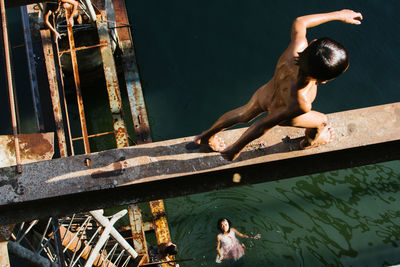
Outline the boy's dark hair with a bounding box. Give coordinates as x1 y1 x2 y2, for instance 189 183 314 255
296 37 349 82
217 218 232 233
165 243 178 255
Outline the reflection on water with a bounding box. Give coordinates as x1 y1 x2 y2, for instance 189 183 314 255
166 161 400 266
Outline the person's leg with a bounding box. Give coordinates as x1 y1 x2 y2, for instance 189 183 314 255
220 111 284 160
62 0 79 26
194 93 264 152
280 110 334 149
44 10 62 40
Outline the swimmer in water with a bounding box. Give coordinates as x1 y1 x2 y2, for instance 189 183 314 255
216 218 260 264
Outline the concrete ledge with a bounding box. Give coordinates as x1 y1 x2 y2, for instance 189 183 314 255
0 103 399 224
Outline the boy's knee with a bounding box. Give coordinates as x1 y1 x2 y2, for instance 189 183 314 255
321 114 328 124
318 114 328 128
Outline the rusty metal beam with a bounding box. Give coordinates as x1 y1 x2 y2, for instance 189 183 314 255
41 29 69 158
111 2 170 260
110 0 154 260
66 10 91 154
21 6 44 132
0 103 399 225
149 200 174 267
128 205 148 260
1 0 22 173
112 0 152 144
96 14 129 148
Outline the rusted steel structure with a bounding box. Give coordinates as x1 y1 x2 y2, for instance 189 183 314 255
1 0 175 265
112 0 152 144
96 13 129 148
109 1 174 264
41 29 70 158
21 6 45 132
1 0 22 174
0 103 399 225
66 10 91 154
2 0 400 266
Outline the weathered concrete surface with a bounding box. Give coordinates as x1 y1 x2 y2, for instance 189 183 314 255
0 103 399 224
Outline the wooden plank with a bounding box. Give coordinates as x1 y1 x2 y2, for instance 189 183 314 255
0 103 399 224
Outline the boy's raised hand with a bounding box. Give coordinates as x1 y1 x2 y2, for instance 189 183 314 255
339 9 363 25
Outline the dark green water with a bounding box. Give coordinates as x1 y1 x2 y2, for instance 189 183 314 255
1 1 400 266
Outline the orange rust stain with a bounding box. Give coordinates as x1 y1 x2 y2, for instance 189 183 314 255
5 133 53 159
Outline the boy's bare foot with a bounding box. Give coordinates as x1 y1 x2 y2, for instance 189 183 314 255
192 135 226 152
220 146 240 161
300 125 335 149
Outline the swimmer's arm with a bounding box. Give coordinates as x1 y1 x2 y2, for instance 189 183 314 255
232 228 246 238
291 9 363 43
232 228 261 239
216 236 222 258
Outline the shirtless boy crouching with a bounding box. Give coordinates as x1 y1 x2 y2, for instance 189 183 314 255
194 9 363 161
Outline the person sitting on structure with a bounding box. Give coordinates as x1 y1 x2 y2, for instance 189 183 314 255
193 9 363 161
44 0 79 40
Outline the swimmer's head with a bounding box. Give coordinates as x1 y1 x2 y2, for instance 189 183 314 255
296 37 349 83
217 218 232 233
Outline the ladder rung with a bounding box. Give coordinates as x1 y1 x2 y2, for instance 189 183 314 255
71 131 114 141
59 43 106 56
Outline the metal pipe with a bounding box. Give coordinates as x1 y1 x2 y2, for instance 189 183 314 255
82 0 96 23
1 0 22 173
8 241 51 267
71 130 114 141
58 43 105 56
66 8 91 154
52 35 75 156
85 210 127 267
89 210 138 259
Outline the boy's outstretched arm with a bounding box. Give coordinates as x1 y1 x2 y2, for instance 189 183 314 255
291 9 363 47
